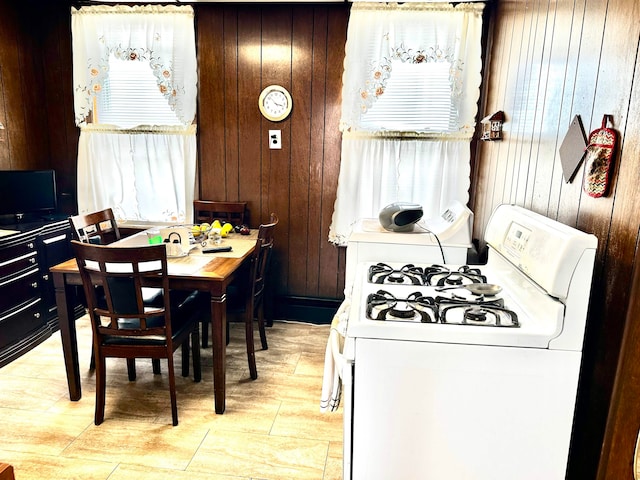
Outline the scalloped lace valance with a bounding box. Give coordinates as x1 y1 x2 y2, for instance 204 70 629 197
71 5 197 127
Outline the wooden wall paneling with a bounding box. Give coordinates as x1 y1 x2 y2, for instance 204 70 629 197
556 0 606 227
259 5 293 295
574 1 640 478
318 7 348 298
40 6 78 215
221 6 241 203
546 0 587 221
237 6 262 227
15 5 48 170
524 0 557 213
289 7 315 297
513 0 544 208
509 0 537 207
0 3 27 169
483 1 527 229
305 7 330 296
0 66 8 164
598 58 640 478
196 7 227 203
472 2 509 238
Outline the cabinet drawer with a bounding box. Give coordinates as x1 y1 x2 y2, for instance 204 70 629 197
0 298 43 351
0 268 40 313
0 234 37 264
0 251 38 278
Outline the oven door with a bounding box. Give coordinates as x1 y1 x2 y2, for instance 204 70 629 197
350 338 581 480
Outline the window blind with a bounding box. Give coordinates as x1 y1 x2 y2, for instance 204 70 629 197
359 61 457 133
95 57 181 128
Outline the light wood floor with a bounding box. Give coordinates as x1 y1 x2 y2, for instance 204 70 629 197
0 315 343 480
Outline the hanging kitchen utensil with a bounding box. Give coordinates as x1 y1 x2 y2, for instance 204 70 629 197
582 114 617 198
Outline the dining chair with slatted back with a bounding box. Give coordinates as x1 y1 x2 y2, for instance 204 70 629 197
193 200 248 227
71 240 202 426
70 208 167 374
69 208 121 245
231 213 278 379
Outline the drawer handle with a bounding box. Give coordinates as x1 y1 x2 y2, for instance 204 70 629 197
31 282 39 289
33 312 41 319
27 242 35 249
42 274 49 281
29 257 37 264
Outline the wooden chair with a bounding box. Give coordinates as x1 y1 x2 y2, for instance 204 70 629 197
240 213 278 378
69 208 121 245
71 240 202 426
194 200 248 227
209 213 278 379
69 208 165 374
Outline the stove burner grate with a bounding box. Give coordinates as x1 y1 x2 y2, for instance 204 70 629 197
365 289 519 328
366 290 438 323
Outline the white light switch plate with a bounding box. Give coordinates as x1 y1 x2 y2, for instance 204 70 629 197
269 130 281 149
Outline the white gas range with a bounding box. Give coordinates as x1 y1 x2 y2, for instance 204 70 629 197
342 204 598 480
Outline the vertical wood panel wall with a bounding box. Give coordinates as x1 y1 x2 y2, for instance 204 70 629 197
196 5 349 304
473 0 640 478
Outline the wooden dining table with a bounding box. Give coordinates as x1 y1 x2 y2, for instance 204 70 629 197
50 228 258 414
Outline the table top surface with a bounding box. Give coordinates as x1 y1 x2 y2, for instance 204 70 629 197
50 228 258 281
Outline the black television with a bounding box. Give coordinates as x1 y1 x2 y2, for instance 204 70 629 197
0 169 58 217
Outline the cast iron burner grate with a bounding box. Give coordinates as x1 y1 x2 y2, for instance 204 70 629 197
425 265 487 286
368 263 430 285
366 290 438 323
365 290 519 327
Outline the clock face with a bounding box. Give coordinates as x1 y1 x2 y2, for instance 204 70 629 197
259 85 292 121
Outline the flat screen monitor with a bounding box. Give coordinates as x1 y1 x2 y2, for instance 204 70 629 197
0 169 58 216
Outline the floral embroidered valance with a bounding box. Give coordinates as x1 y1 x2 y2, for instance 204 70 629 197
71 5 197 127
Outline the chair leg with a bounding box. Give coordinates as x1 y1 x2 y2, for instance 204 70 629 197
256 299 268 351
152 359 161 374
94 355 107 425
166 354 178 426
181 340 190 377
201 317 209 348
127 359 136 381
192 327 201 383
245 311 258 380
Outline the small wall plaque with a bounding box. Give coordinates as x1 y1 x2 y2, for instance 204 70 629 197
559 115 587 183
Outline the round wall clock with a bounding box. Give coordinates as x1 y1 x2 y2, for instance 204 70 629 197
258 85 293 121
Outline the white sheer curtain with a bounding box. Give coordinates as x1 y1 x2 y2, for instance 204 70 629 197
71 5 197 223
329 2 484 245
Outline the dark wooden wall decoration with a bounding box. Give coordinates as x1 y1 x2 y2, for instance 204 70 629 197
472 0 640 478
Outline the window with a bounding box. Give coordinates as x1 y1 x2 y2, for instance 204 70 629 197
329 2 485 246
71 4 197 223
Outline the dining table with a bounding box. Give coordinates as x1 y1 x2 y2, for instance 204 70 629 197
50 227 258 414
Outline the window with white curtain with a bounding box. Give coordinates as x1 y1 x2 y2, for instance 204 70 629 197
329 2 485 246
71 5 197 223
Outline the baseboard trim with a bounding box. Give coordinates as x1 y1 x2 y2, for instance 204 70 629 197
273 295 344 324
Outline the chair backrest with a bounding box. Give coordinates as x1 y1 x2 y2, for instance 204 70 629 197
71 240 173 341
252 213 279 300
69 208 121 245
194 200 248 227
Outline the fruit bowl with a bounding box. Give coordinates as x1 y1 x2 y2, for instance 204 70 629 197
190 223 212 242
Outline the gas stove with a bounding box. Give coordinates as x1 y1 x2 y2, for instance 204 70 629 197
341 204 599 480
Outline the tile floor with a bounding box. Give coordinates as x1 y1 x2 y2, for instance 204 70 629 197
0 316 343 479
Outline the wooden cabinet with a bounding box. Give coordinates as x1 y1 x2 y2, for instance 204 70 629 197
0 220 83 367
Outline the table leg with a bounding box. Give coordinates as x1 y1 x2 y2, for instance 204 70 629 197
211 291 227 414
53 272 82 401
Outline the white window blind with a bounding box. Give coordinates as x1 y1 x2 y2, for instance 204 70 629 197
95 56 181 128
360 61 457 133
